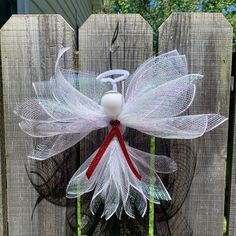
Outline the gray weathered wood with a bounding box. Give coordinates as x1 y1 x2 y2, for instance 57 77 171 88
0 14 75 236
0 41 6 236
159 13 232 236
79 14 153 235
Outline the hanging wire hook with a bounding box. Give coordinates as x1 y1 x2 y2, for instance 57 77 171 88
96 21 129 92
109 22 120 70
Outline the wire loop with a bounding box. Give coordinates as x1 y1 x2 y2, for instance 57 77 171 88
96 69 129 91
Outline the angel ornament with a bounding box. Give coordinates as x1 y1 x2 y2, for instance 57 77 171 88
15 47 227 220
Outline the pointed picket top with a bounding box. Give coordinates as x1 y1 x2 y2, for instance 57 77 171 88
0 14 74 32
80 14 153 33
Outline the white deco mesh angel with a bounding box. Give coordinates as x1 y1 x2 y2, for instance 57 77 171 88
15 47 227 220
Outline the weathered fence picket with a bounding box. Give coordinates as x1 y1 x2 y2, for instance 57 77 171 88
159 13 233 236
0 38 5 236
0 15 75 236
78 14 153 235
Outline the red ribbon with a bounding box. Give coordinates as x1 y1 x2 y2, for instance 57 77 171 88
86 120 141 180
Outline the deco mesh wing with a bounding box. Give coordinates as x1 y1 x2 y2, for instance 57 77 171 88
119 50 227 139
61 69 112 104
14 47 108 160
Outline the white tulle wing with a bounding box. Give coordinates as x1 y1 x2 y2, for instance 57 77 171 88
15 47 108 159
28 132 89 160
32 48 106 121
66 140 176 219
14 98 55 123
62 70 112 104
19 119 102 138
121 114 227 139
121 50 227 137
120 74 202 120
125 50 188 102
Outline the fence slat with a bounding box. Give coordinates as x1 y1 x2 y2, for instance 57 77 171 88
159 13 232 235
78 14 153 235
0 45 6 236
0 14 75 236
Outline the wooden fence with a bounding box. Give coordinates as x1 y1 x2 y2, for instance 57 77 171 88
0 13 234 236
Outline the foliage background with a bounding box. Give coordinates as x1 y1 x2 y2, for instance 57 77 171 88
96 0 236 51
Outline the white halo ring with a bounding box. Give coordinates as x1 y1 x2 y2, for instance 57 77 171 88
96 69 129 91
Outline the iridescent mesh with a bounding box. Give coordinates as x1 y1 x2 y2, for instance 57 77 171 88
15 47 227 219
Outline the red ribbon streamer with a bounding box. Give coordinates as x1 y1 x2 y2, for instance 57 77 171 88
86 120 141 180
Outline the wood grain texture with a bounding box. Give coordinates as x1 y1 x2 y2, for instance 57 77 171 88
0 37 6 236
159 13 232 236
79 14 153 235
0 14 75 236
